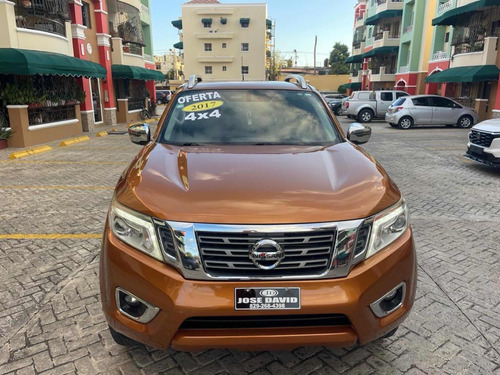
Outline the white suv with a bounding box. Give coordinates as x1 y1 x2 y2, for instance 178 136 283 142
465 118 500 167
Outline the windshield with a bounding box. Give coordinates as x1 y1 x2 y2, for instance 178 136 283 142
392 97 406 106
160 90 339 145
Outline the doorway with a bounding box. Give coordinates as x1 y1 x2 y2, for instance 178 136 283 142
90 78 103 124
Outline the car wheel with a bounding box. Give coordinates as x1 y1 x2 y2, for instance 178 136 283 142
398 116 413 130
109 326 139 347
358 109 373 123
335 108 342 116
457 115 473 128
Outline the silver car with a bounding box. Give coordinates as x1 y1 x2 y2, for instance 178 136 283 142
385 95 478 129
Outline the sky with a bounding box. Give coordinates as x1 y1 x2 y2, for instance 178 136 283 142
151 0 356 67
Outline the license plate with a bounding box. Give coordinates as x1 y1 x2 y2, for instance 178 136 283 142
469 144 484 154
235 287 301 310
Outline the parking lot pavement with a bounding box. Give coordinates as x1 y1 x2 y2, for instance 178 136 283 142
0 117 499 374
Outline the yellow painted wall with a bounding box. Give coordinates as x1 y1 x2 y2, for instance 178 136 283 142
181 3 267 81
278 75 350 91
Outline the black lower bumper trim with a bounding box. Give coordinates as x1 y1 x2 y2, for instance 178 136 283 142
464 151 500 168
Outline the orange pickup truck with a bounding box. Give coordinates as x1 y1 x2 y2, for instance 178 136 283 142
100 75 417 351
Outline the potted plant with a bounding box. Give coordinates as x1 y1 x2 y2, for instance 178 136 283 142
0 128 12 150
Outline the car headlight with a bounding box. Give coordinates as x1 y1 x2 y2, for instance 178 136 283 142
366 198 409 259
109 198 164 262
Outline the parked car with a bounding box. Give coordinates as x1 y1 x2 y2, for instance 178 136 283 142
323 94 348 115
156 90 172 104
343 90 409 123
101 75 416 351
465 118 500 167
385 95 478 129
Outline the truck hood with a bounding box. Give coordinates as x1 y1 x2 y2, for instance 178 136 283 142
116 142 401 224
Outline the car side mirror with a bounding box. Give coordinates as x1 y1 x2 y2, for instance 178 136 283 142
128 123 151 145
347 123 371 145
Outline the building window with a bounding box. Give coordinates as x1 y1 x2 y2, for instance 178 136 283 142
82 1 91 28
81 1 91 28
205 43 212 51
445 32 450 43
202 18 212 28
156 64 161 70
241 66 249 75
205 66 213 74
240 18 250 28
222 66 227 71
241 43 249 51
222 43 227 48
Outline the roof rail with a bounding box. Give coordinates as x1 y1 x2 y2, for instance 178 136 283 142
187 74 202 89
284 74 308 89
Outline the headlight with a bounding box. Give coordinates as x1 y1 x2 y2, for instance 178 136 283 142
109 198 164 262
366 199 409 259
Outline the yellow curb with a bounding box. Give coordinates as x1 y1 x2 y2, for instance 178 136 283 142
127 117 160 128
8 145 53 159
0 233 101 240
59 136 90 147
111 128 117 132
96 131 108 137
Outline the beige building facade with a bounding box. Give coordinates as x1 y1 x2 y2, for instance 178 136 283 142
173 0 268 81
154 50 184 80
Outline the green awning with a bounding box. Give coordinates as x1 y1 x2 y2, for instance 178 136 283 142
266 19 272 29
221 17 227 24
240 18 250 25
201 18 213 24
171 20 182 29
173 42 183 50
345 54 364 63
363 46 399 58
112 65 166 82
365 9 403 25
0 48 106 78
425 65 500 83
340 82 362 90
432 0 500 26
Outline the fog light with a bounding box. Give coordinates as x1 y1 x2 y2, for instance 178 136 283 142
370 282 406 318
115 287 160 323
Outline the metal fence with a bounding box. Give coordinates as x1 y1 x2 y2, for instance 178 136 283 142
28 105 76 126
128 99 144 111
14 5 67 37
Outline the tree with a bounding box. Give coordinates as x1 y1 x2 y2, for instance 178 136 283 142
328 42 350 75
323 58 329 68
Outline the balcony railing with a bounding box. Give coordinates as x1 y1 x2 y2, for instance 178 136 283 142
454 40 485 54
123 42 143 56
14 5 67 37
377 0 387 5
356 15 364 21
371 67 381 74
432 50 449 60
351 70 359 77
399 65 409 73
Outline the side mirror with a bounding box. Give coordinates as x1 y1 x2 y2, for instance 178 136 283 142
347 123 371 145
128 123 151 145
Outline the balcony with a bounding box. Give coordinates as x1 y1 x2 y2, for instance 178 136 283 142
370 66 396 82
353 42 365 56
376 0 404 12
13 1 70 38
399 65 409 73
373 30 400 49
354 14 365 29
437 0 456 14
451 36 498 68
350 71 362 83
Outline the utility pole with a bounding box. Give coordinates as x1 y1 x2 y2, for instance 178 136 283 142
313 35 317 75
293 49 297 67
272 20 276 80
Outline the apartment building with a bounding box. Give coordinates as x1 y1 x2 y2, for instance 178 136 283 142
155 50 184 80
425 0 500 120
0 0 163 148
172 0 269 81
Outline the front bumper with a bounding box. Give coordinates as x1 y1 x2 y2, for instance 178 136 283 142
100 226 417 351
465 143 500 167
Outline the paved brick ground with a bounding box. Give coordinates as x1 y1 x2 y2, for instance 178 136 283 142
0 117 499 374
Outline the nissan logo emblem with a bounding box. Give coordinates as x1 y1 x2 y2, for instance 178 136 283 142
249 239 285 270
260 289 279 297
